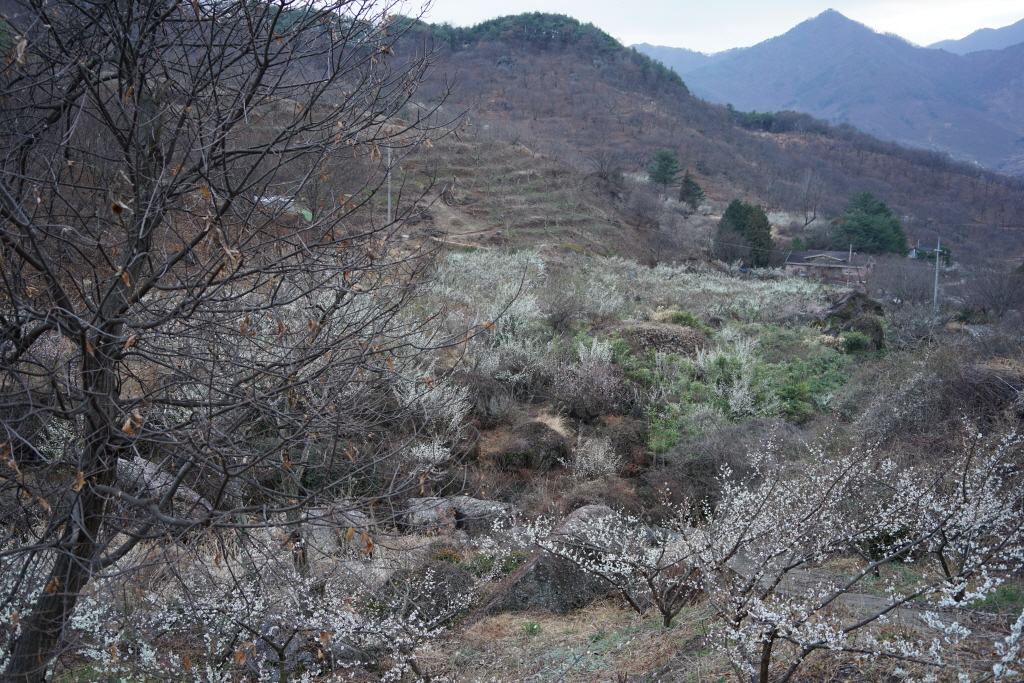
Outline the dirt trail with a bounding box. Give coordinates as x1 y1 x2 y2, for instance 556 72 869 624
728 553 990 633
427 198 497 238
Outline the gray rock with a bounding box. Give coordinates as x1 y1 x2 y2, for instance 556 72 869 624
824 291 884 322
401 497 456 532
842 314 885 350
485 505 615 615
448 496 517 532
372 560 475 625
251 626 318 678
486 552 611 615
302 503 373 558
550 503 615 539
330 641 374 666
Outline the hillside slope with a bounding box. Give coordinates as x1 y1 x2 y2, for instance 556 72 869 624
399 13 1024 262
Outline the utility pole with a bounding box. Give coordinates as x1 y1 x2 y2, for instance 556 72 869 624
933 236 941 314
386 144 392 225
847 244 852 287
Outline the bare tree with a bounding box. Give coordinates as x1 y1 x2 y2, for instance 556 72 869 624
870 255 935 305
962 269 1024 320
584 148 624 183
0 1 468 680
798 168 826 228
622 186 663 229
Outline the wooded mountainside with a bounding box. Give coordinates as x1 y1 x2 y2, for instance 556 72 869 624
397 12 1024 263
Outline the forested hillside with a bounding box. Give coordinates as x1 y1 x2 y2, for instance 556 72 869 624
397 12 1024 263
930 17 1024 54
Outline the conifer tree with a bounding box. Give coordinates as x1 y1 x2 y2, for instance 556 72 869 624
678 170 706 210
716 199 775 268
831 192 908 255
648 149 681 190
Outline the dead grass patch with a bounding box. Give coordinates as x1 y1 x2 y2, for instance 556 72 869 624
421 599 712 682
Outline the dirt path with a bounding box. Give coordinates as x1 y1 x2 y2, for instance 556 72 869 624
728 553 991 633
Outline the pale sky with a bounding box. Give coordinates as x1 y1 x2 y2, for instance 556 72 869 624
409 0 1024 53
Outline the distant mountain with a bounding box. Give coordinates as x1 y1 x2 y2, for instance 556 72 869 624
929 17 1024 54
629 43 734 74
635 9 1024 175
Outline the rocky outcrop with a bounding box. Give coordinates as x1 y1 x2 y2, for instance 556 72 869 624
302 503 374 558
842 313 886 350
116 455 211 513
448 496 517 532
610 322 710 357
824 291 884 322
400 495 518 533
477 505 616 616
401 497 457 532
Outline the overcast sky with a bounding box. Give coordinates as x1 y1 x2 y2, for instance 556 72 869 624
412 0 1024 53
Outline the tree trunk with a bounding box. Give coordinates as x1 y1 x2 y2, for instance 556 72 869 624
758 629 777 683
2 338 123 681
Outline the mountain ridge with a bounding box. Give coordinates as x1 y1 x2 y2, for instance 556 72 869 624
634 10 1024 175
929 17 1024 54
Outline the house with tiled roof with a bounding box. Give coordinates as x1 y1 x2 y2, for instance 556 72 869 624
784 250 874 291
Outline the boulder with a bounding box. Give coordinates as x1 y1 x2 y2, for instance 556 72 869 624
251 628 318 678
484 505 615 615
551 503 616 539
401 497 456 532
448 496 518 532
451 371 513 429
842 314 885 351
116 455 211 513
611 322 709 357
302 503 373 558
372 560 475 625
494 420 568 471
824 291 884 323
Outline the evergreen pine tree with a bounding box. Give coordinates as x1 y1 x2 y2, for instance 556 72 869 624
647 149 681 189
678 170 706 210
829 192 908 255
716 199 775 268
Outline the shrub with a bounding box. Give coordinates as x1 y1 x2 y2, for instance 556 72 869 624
553 338 624 421
668 310 712 335
563 436 621 481
646 419 798 506
541 259 627 332
495 420 569 471
451 371 514 428
841 330 872 353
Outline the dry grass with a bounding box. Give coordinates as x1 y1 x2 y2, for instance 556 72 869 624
419 599 715 682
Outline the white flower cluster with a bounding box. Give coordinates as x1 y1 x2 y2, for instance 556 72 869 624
44 533 474 683
536 431 1024 683
563 436 620 481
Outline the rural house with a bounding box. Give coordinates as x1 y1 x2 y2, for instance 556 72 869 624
785 250 874 291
